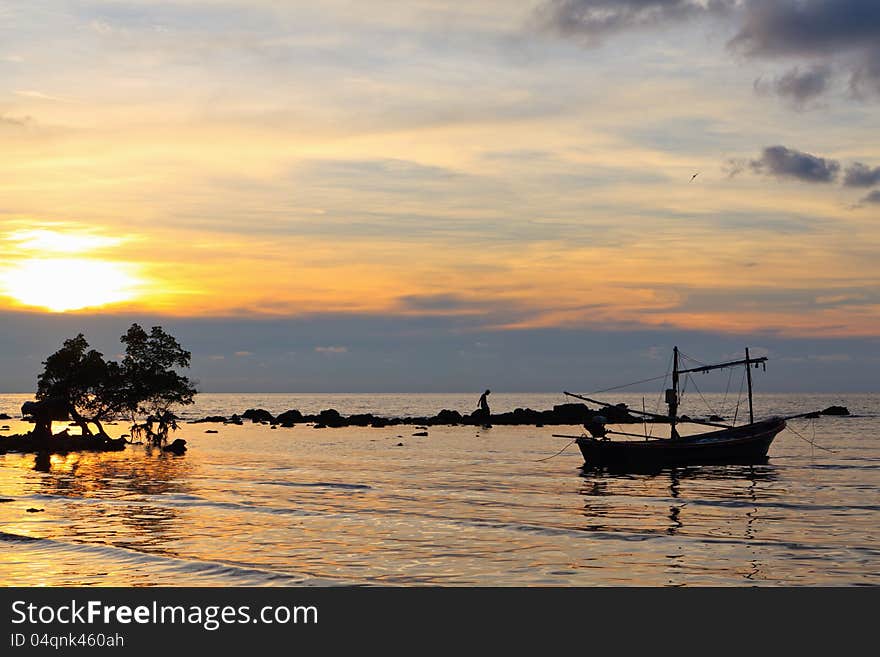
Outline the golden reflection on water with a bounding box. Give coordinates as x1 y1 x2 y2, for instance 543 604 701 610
1 404 879 586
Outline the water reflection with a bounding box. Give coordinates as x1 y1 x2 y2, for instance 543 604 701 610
4 448 196 560
577 464 778 540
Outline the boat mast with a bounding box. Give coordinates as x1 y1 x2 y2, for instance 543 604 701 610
745 347 754 424
668 346 680 439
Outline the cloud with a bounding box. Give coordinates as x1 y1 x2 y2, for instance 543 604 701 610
754 65 832 108
729 1 880 58
726 1 880 98
315 346 348 354
843 162 880 187
535 0 733 44
861 189 880 204
749 145 839 183
539 0 880 101
0 113 31 127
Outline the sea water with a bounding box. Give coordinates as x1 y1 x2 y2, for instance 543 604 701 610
0 392 878 586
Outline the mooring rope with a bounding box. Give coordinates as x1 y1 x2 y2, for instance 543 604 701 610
786 422 836 453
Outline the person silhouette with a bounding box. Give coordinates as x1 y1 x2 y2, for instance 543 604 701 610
477 389 491 420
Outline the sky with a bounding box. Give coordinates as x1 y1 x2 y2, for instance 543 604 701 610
1 1 878 392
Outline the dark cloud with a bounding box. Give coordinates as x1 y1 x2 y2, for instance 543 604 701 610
861 189 880 204
536 0 733 43
538 0 880 101
730 1 880 58
850 49 880 96
1 310 877 393
754 65 832 108
749 145 839 183
397 294 482 312
843 162 880 187
730 1 880 99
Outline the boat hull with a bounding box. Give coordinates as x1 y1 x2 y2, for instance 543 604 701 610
576 417 786 468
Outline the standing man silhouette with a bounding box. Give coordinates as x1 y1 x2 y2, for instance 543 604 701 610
477 389 491 421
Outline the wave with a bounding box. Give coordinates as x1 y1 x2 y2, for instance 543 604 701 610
258 480 372 490
0 530 343 586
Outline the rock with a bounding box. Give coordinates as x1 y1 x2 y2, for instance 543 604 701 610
227 415 243 425
0 413 10 420
395 442 404 447
26 508 44 513
708 415 724 422
205 429 219 434
243 408 275 423
162 439 187 455
412 431 428 437
0 498 13 503
271 425 277 430
192 415 227 424
821 405 850 416
313 423 327 429
275 409 304 425
551 403 592 423
1 426 9 431
347 413 376 427
434 409 462 424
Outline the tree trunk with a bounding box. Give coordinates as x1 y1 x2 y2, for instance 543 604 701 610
68 408 93 437
91 418 108 438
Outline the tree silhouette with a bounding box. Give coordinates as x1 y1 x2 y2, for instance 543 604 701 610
34 324 196 444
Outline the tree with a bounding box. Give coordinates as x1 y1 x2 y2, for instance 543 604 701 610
36 334 115 437
120 324 196 445
33 324 197 444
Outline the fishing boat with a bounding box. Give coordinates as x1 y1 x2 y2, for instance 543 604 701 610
561 347 786 468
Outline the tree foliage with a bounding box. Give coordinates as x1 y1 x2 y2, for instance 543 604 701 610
35 324 197 443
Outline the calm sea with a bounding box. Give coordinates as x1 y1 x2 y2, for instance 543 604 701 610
1 392 878 586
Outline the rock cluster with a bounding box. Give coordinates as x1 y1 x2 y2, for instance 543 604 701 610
189 402 643 429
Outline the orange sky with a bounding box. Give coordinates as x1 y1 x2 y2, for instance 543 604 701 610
1 1 879 339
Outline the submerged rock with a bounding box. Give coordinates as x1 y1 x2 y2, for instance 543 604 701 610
412 431 428 437
821 405 850 416
191 415 227 424
162 438 187 455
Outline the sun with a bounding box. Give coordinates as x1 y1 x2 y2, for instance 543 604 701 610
1 257 142 312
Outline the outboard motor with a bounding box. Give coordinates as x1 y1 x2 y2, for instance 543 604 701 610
585 415 608 439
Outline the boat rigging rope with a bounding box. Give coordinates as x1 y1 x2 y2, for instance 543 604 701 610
720 366 735 417
583 373 670 396
688 374 718 418
786 421 836 453
535 438 579 461
732 367 747 426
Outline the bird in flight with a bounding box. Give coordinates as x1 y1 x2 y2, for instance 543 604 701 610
690 172 700 182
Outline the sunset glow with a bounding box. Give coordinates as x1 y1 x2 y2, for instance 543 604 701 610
1 258 141 312
1 1 879 390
